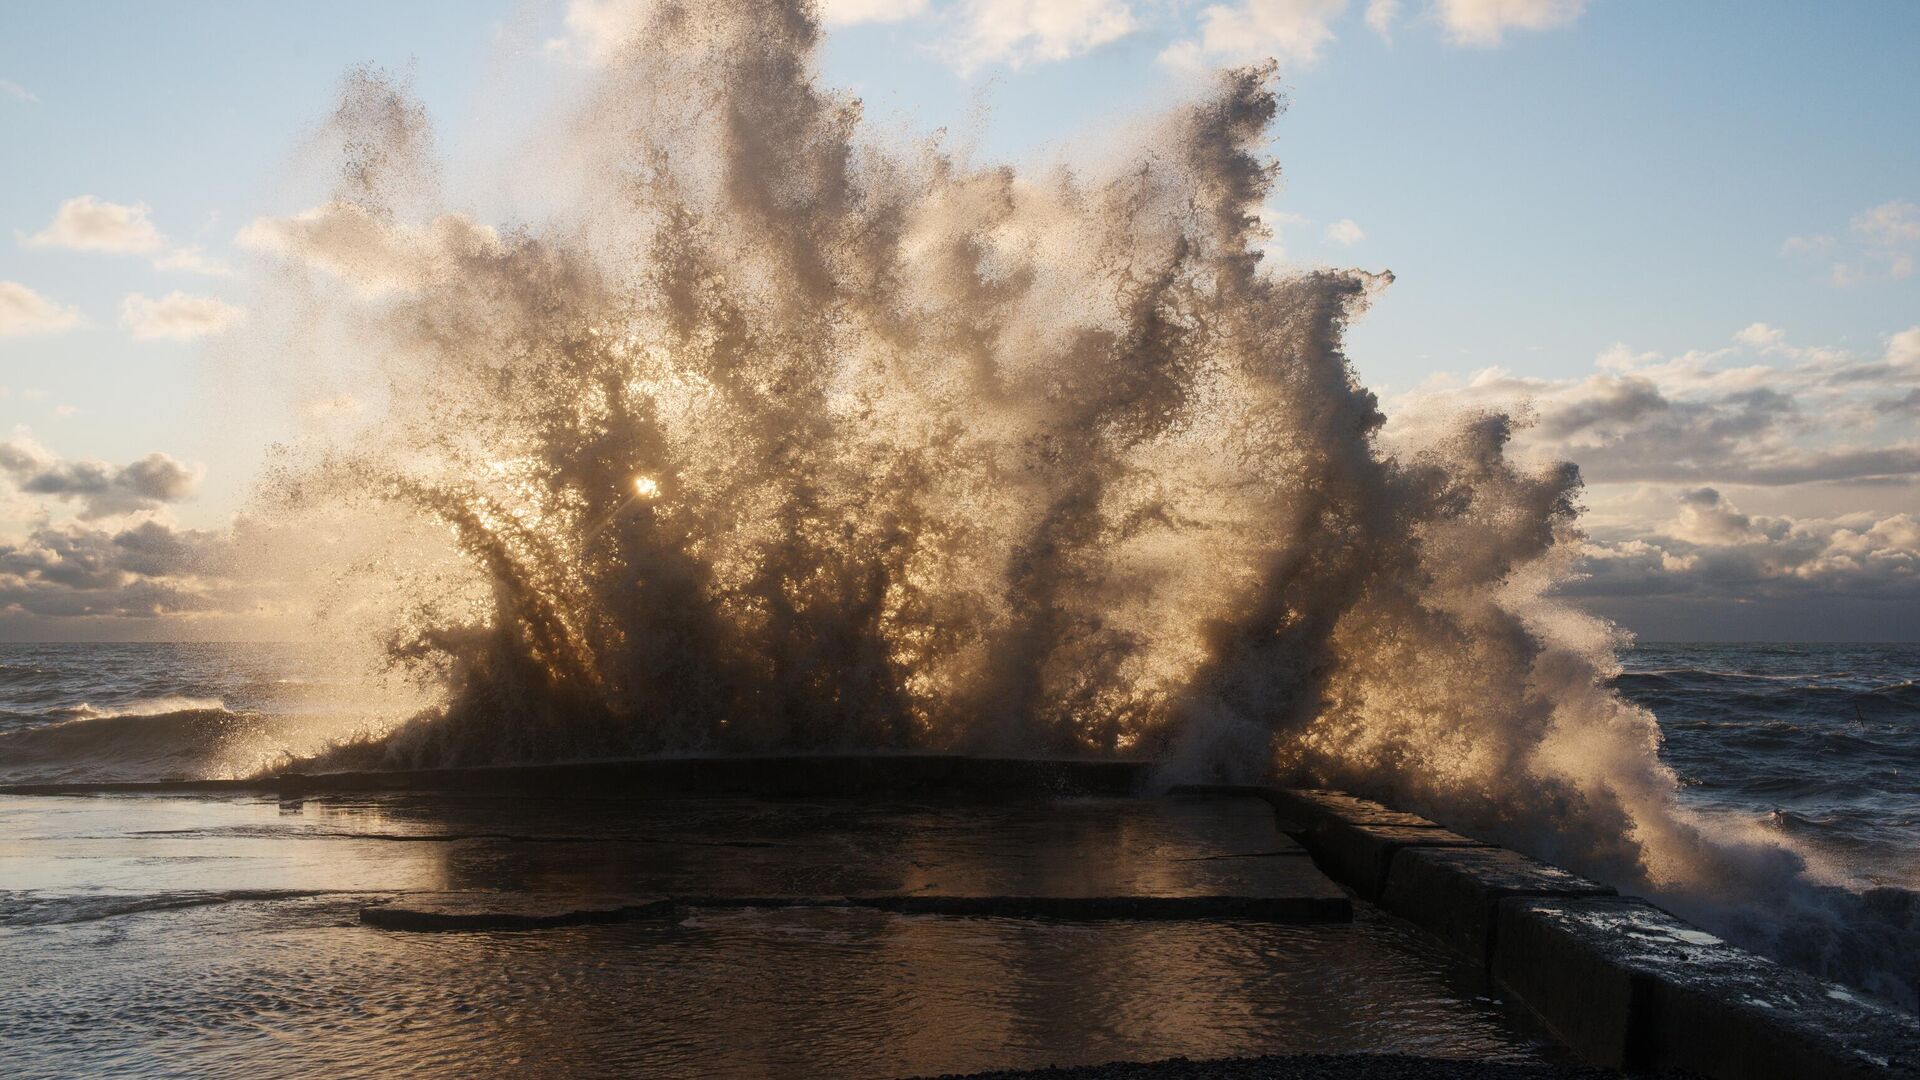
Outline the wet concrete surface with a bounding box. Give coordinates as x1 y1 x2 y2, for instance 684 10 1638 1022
3 791 1347 910
1 790 1572 1078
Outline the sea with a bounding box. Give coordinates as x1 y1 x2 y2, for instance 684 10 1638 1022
1 639 1915 887
1620 641 1920 887
2 639 1918 1076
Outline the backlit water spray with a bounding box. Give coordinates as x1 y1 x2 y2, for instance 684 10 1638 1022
234 0 1917 1008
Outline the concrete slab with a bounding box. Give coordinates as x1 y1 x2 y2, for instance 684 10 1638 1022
1493 896 1920 1078
1309 822 1490 902
276 754 1151 798
1259 789 1442 832
330 794 1350 925
1378 847 1614 968
362 893 673 931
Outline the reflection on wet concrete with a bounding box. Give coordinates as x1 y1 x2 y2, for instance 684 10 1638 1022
3 793 1343 907
0 792 1564 1077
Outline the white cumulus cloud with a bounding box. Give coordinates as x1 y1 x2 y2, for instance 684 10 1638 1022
952 0 1137 72
1364 0 1401 40
824 0 931 25
1161 0 1348 72
1325 218 1366 245
1 79 37 104
27 196 165 254
1784 199 1918 285
0 282 82 338
546 0 927 64
546 0 649 64
119 292 245 341
1853 200 1920 247
152 245 233 278
1435 0 1587 47
25 196 231 276
1733 322 1785 350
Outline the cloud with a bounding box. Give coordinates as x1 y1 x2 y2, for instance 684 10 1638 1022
1387 322 1920 489
0 79 36 104
0 282 83 338
1780 234 1834 257
24 195 232 276
152 245 234 277
1161 0 1347 72
1254 205 1309 262
1853 200 1920 247
0 518 235 620
236 201 500 295
1434 0 1588 47
0 434 202 520
1566 490 1920 623
1888 327 1920 368
1364 0 1401 40
119 292 246 341
545 0 649 64
1325 217 1366 245
27 196 165 254
953 0 1137 72
546 0 927 64
1732 322 1785 350
1786 200 1920 285
1668 486 1769 546
824 0 931 25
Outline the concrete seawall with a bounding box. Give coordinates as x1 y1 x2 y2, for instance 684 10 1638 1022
0 754 1153 799
12 755 1918 1076
1184 784 1920 1079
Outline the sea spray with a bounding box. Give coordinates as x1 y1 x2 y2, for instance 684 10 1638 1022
232 0 1916 1008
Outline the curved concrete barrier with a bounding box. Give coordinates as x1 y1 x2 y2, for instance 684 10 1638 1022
1212 785 1920 1079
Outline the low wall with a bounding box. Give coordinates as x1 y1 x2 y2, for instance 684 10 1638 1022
275 754 1151 797
1199 785 1920 1080
0 754 1154 799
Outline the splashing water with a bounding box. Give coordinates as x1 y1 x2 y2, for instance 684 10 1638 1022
234 0 1915 1008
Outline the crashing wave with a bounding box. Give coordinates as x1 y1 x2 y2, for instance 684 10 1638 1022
228 0 1917 1009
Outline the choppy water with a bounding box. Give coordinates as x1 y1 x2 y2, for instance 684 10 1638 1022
0 642 394 784
6 640 1916 893
1618 642 1920 886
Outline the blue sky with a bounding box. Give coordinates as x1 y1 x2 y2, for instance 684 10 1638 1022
1 0 1916 639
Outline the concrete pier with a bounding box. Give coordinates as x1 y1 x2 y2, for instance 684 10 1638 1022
1224 785 1920 1079
11 759 1919 1076
352 793 1353 930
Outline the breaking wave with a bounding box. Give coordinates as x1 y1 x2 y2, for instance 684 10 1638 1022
0 707 279 784
50 697 231 720
228 0 1915 1007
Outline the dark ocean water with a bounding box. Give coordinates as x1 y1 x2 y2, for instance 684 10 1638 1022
0 643 382 785
1618 642 1920 886
1 640 1917 886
